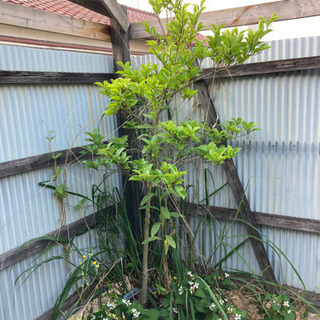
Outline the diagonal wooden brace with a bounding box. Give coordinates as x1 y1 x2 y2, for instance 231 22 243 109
195 79 277 292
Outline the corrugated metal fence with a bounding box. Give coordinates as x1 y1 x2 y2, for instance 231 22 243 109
132 36 320 293
0 45 121 319
1 35 320 319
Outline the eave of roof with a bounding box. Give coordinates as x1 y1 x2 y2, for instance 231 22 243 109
0 0 158 24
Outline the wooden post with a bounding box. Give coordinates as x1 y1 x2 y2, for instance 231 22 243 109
110 6 141 237
195 79 277 291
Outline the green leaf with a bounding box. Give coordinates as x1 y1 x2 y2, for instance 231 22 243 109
144 308 160 320
161 207 171 219
165 235 176 249
175 185 186 199
140 193 156 206
195 288 206 298
142 236 162 245
151 222 161 237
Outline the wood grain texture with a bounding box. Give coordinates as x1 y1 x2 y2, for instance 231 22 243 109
0 71 114 84
0 209 114 271
68 0 130 32
199 56 320 80
130 0 320 39
185 203 320 234
0 1 111 41
110 6 131 73
0 146 88 178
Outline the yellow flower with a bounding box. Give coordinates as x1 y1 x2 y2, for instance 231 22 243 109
93 261 97 265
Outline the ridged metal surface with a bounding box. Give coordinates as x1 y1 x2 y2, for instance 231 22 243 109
0 45 113 72
133 37 320 292
0 230 102 320
0 45 120 319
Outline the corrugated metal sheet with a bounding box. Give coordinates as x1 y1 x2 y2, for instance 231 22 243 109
0 45 121 319
0 230 102 320
0 84 118 162
132 37 320 292
0 45 113 72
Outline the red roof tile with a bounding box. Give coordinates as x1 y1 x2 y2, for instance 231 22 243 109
1 0 157 24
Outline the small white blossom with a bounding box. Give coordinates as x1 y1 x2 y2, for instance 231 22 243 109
219 299 225 305
224 273 230 277
228 307 233 312
106 301 117 310
283 301 290 307
132 308 140 318
173 307 178 313
187 271 194 279
122 299 132 307
179 286 184 295
235 314 241 320
288 310 292 314
189 282 199 294
209 303 216 311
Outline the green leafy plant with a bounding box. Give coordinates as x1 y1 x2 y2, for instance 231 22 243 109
89 0 278 308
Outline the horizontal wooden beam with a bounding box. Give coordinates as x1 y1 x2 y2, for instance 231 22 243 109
0 146 86 179
0 1 111 42
185 203 320 234
1 55 318 86
0 209 113 272
129 0 320 39
0 71 114 84
199 56 320 80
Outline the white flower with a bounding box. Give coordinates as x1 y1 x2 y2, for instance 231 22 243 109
122 299 132 307
106 301 117 310
209 303 216 311
224 273 230 277
179 286 184 295
283 301 290 307
132 308 140 318
173 307 178 313
288 310 292 314
219 299 225 305
187 271 194 279
228 307 233 312
189 282 199 294
235 314 241 320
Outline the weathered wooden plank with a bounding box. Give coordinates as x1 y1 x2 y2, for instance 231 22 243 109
110 7 141 236
0 71 114 84
68 0 130 32
0 209 113 271
110 6 131 73
199 56 320 80
195 78 277 290
0 146 87 179
0 1 111 41
130 0 320 39
35 291 81 320
185 203 320 234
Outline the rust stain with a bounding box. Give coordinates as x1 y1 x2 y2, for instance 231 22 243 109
230 5 253 26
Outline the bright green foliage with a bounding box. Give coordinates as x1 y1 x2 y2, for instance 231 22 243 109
263 294 296 320
89 0 277 309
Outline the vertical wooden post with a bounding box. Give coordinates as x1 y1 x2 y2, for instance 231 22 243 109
195 79 277 291
110 6 141 236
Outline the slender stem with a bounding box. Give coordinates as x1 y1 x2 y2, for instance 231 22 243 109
140 183 152 307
